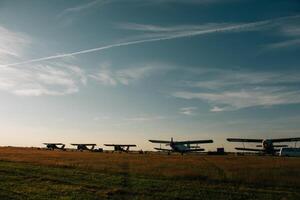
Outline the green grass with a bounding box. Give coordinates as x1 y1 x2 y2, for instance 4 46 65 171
0 160 299 200
0 147 299 199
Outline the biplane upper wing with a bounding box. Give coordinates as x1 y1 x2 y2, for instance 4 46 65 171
174 139 213 145
149 140 170 144
235 147 264 152
271 137 300 143
104 144 136 147
227 138 263 143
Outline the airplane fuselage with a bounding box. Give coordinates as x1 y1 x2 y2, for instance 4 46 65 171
77 144 95 151
45 144 65 150
170 143 186 152
170 143 203 153
114 146 129 152
262 139 275 154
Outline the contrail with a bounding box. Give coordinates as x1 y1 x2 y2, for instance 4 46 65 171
4 15 299 67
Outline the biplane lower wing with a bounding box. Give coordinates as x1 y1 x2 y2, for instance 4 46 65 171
154 147 172 152
43 143 64 145
104 144 136 147
235 147 263 152
236 147 281 152
227 138 263 143
273 145 289 148
184 148 205 152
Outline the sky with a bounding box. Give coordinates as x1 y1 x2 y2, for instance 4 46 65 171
0 0 300 151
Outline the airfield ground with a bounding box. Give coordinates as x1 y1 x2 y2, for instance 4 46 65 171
0 147 299 199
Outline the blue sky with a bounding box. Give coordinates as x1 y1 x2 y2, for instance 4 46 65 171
0 0 300 150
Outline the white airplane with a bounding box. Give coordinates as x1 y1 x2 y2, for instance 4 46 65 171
71 143 97 151
149 137 213 154
227 137 300 155
43 143 65 150
104 144 137 152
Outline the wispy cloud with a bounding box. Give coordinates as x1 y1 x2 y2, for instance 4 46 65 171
124 115 166 121
58 0 214 23
89 63 158 86
210 106 225 112
179 107 197 115
4 15 299 67
58 0 111 18
0 62 86 96
265 18 300 50
0 25 86 96
281 24 300 37
185 68 300 89
0 26 30 63
174 88 300 111
173 69 300 111
265 39 300 49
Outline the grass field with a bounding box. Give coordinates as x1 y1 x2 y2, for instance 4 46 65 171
0 147 299 199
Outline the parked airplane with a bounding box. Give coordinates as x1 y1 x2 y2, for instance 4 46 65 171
43 143 65 150
279 147 300 157
104 144 137 152
71 143 96 151
149 137 213 154
227 137 300 155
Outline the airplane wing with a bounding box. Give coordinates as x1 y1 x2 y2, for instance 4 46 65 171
174 140 213 145
104 144 136 147
154 147 172 152
43 143 63 145
149 140 170 144
235 147 263 152
185 148 205 152
227 138 263 143
273 145 288 148
271 137 300 143
70 144 96 146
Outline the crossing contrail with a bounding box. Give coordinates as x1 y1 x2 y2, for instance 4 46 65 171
3 15 299 67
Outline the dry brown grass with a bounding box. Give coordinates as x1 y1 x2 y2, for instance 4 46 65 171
0 147 299 188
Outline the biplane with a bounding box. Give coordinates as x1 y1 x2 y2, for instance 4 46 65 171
149 137 213 154
227 137 300 155
43 143 65 150
71 143 97 151
104 144 137 152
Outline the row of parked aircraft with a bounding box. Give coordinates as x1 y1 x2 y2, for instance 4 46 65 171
43 137 300 155
44 143 136 152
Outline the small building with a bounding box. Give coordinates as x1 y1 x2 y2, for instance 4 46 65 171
207 147 226 155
